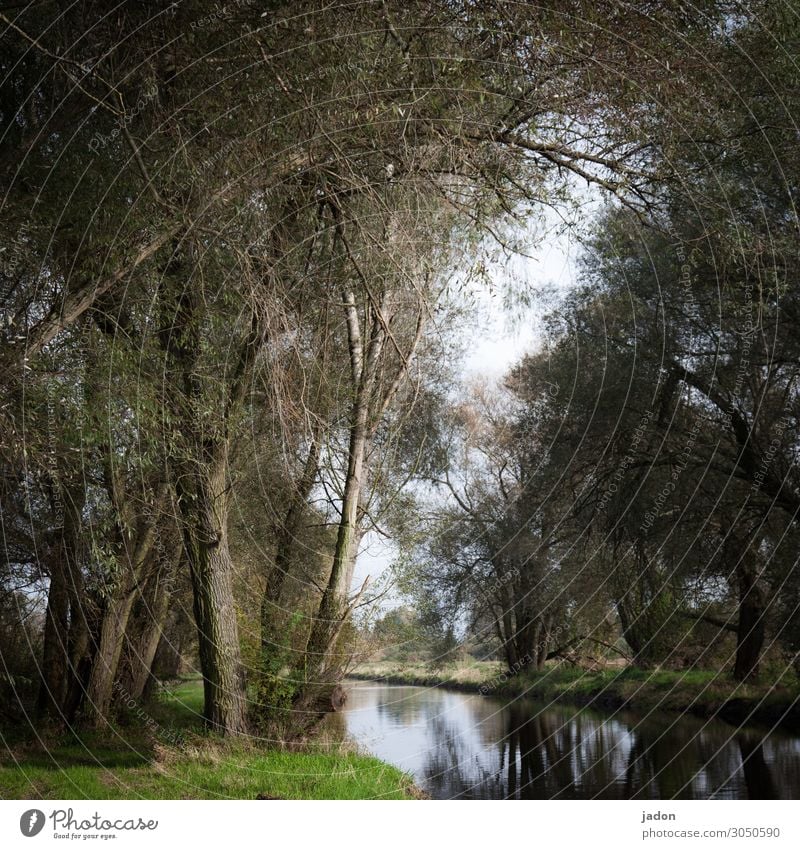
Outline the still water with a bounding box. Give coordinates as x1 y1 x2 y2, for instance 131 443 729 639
339 680 800 799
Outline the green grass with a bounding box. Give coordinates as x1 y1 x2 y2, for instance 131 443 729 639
490 663 797 709
153 676 206 729
0 747 417 800
0 679 417 800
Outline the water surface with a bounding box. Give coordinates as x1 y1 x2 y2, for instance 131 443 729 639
339 680 800 799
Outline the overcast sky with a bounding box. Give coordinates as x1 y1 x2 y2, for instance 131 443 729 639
353 216 585 604
462 224 580 377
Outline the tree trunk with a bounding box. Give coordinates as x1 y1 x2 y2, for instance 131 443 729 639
536 616 553 670
120 546 178 702
304 393 369 680
295 283 421 710
84 591 137 724
159 266 257 735
35 485 85 720
124 590 170 702
15 226 181 365
62 607 92 724
178 453 248 735
511 615 533 672
734 550 766 683
36 555 69 718
189 536 248 734
83 485 165 726
501 594 521 671
59 486 91 723
260 435 319 656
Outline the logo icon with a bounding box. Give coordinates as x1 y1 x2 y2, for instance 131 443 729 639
19 810 45 837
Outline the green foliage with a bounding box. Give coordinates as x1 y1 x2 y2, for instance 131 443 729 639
254 612 305 725
3 0 799 743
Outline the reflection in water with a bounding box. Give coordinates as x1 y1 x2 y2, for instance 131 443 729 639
339 681 800 800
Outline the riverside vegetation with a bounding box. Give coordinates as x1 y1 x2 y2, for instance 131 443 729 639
0 678 416 799
2 0 800 800
350 662 800 732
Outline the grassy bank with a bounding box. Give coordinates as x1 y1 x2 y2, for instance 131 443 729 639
0 679 416 800
351 661 800 731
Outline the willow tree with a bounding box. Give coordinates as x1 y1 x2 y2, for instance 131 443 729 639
298 199 450 703
250 0 699 719
2 0 742 734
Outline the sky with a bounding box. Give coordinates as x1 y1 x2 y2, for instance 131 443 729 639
462 222 580 377
352 215 584 605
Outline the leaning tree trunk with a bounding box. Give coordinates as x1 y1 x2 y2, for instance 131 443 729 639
303 392 369 684
260 435 319 657
295 286 421 724
122 586 170 702
84 498 163 725
84 591 138 724
178 452 248 735
615 598 648 665
119 542 180 702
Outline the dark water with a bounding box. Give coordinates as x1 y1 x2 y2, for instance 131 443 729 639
338 680 800 799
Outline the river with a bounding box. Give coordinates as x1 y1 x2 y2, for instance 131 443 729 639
338 680 800 799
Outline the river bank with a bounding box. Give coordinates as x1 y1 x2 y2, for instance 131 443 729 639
349 661 800 732
0 678 416 800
